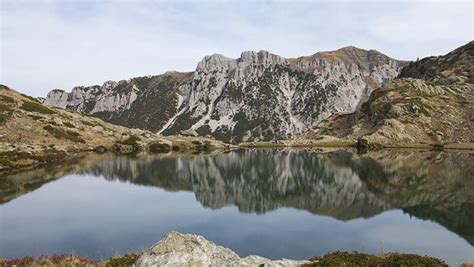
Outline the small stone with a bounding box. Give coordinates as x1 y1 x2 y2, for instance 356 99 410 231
180 129 199 137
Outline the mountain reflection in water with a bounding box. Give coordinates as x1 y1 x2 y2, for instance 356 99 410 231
0 149 473 263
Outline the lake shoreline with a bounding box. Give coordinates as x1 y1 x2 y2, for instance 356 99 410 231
1 150 472 266
0 229 454 267
0 136 235 174
0 252 454 267
2 139 473 174
239 139 474 151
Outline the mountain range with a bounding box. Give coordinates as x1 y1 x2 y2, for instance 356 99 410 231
43 46 407 143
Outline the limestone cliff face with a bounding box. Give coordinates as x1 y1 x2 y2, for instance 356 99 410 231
43 46 406 142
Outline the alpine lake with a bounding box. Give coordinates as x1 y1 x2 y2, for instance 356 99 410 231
0 148 473 265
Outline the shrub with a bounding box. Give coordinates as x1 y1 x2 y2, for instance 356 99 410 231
0 102 13 125
0 113 9 125
20 93 40 103
0 95 14 103
303 251 446 267
149 142 171 153
119 135 141 150
104 253 140 267
43 125 85 143
20 101 54 114
28 114 43 120
81 120 97 127
63 122 76 128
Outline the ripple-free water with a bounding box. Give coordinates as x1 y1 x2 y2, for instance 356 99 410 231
1 149 473 265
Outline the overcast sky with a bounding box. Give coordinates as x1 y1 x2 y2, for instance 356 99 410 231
1 0 472 97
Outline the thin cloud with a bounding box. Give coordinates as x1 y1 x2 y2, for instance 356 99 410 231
1 0 472 96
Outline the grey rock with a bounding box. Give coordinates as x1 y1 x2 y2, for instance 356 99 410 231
133 231 310 267
180 129 199 137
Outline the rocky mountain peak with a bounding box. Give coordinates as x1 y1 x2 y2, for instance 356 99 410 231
196 53 237 73
239 50 288 66
102 80 118 90
43 46 407 142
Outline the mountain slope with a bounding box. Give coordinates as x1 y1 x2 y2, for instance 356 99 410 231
0 85 230 171
314 41 473 147
43 46 406 143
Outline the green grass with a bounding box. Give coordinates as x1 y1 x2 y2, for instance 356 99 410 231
43 125 85 143
20 101 55 114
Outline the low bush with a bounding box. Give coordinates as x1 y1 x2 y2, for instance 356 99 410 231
0 95 14 103
104 253 140 267
63 122 76 128
43 125 85 143
303 251 446 267
149 142 171 153
20 101 54 114
118 135 141 150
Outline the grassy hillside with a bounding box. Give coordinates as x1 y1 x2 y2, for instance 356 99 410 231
312 41 473 149
0 85 231 172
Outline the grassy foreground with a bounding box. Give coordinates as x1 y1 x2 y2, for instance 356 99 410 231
0 253 140 267
0 251 461 267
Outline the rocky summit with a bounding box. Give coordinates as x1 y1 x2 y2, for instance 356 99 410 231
43 47 406 143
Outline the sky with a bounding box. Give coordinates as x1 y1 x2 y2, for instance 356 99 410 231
1 0 473 97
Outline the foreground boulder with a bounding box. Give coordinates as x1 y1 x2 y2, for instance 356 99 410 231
133 231 310 266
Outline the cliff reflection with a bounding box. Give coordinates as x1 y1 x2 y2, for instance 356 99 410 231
1 149 472 244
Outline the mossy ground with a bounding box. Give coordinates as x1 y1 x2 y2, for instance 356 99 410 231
43 125 85 143
303 251 447 267
118 135 141 150
0 253 140 267
20 100 55 114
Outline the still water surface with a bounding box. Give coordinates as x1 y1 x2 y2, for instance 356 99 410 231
0 149 473 265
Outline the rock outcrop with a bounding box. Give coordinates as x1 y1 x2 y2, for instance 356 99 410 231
314 41 474 147
133 231 310 266
43 47 406 143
